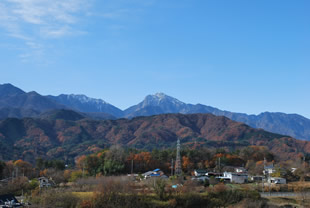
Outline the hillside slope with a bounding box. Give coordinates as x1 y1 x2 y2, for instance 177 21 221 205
124 93 310 141
0 113 309 163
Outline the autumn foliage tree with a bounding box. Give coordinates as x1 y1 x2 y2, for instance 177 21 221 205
13 159 34 178
182 156 194 173
127 152 155 173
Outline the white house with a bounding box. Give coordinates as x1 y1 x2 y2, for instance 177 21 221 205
38 177 52 188
268 177 286 184
194 169 208 177
235 167 247 173
0 194 22 207
219 172 248 184
291 168 297 173
264 165 275 175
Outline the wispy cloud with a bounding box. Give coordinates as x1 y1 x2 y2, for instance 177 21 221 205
0 0 158 62
0 0 90 37
0 0 91 61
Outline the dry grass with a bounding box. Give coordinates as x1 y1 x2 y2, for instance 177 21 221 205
267 196 302 208
72 191 94 200
288 181 310 189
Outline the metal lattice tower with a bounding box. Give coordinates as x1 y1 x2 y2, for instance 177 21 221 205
175 138 182 176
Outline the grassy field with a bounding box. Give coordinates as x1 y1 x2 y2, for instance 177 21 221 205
27 177 310 207
266 196 304 208
72 192 94 199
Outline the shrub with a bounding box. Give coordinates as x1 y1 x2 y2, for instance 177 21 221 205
31 190 80 208
70 170 84 182
0 176 29 195
207 187 261 207
79 200 92 208
153 178 167 200
173 193 209 208
29 178 39 190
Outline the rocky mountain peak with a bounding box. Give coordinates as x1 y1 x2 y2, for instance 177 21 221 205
142 93 185 107
0 83 25 98
66 94 108 105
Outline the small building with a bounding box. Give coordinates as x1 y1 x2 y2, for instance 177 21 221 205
235 167 247 173
268 177 286 184
143 169 166 179
206 172 222 177
0 194 23 207
222 166 247 173
249 176 264 182
38 177 52 188
219 172 248 184
264 164 275 175
0 178 11 187
194 169 208 177
291 168 297 173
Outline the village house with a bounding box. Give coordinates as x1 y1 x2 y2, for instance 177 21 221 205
38 177 52 188
142 169 168 179
291 168 297 173
0 178 10 188
268 177 286 184
205 172 222 177
249 175 264 182
0 194 23 207
264 164 275 175
235 167 247 173
222 166 247 174
193 169 208 177
218 172 248 184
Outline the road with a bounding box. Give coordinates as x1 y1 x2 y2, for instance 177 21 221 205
261 192 310 197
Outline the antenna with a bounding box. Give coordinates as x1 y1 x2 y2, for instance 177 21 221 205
175 138 182 176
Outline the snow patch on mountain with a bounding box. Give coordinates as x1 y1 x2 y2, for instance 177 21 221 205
67 94 108 105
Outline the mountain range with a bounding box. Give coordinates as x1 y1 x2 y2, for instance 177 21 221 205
0 113 309 162
0 83 310 141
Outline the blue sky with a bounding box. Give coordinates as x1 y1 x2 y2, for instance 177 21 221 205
0 0 309 118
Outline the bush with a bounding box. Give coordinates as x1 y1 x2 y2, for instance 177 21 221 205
29 178 39 190
69 170 84 182
207 186 261 207
153 178 167 200
92 193 148 208
30 190 80 208
0 176 29 195
76 176 148 208
79 200 92 208
173 193 210 208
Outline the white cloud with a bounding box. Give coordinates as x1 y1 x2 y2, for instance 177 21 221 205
0 0 158 61
1 0 90 37
0 0 91 61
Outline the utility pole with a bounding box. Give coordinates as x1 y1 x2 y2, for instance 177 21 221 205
171 159 174 176
131 159 134 174
175 138 182 176
262 176 264 193
82 162 85 178
262 157 266 193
